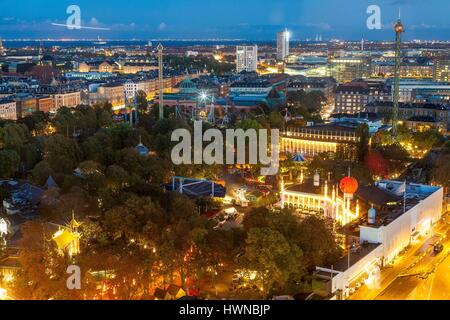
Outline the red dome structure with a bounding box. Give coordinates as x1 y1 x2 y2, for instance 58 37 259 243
339 176 359 195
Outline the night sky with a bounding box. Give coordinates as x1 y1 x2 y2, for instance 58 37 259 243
0 0 449 40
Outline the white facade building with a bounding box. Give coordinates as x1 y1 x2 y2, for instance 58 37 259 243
359 181 443 264
236 45 258 73
52 91 81 112
124 81 139 99
277 29 290 61
0 99 17 120
316 180 444 300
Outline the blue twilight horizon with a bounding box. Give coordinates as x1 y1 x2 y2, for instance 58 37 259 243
0 0 449 40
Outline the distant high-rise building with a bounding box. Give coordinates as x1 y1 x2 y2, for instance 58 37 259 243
277 29 290 61
236 45 258 73
0 37 4 56
434 57 450 82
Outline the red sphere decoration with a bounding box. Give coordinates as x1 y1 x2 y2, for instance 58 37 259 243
339 176 359 194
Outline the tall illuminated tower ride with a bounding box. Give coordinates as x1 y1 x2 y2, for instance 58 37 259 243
157 43 164 120
392 13 404 138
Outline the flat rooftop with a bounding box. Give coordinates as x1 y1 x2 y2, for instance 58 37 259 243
357 180 441 228
325 243 381 273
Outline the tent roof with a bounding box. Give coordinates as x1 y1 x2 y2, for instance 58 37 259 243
292 153 306 162
45 176 59 189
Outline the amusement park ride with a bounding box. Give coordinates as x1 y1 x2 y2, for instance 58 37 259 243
392 12 405 138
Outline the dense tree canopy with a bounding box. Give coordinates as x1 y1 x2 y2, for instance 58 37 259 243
4 101 341 300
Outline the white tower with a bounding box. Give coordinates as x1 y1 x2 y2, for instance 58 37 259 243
277 28 290 60
236 45 258 73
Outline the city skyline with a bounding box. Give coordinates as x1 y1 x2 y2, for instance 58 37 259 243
1 0 450 40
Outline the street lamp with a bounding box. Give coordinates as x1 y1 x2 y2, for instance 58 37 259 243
0 287 8 300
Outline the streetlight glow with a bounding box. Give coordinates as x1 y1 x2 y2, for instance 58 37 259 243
0 288 7 300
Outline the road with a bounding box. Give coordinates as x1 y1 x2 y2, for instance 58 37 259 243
321 102 335 120
350 212 450 300
375 215 450 300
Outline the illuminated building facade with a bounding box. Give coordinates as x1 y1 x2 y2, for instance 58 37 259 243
51 91 81 111
372 62 434 79
288 76 336 103
78 61 117 73
0 98 17 120
359 181 443 264
280 175 360 227
236 45 258 73
116 62 158 74
434 57 450 82
28 95 53 114
316 180 443 300
281 124 359 160
329 57 371 83
14 95 38 117
277 29 290 61
334 80 390 114
88 82 125 107
88 74 191 109
403 116 446 133
284 55 329 77
155 75 201 116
